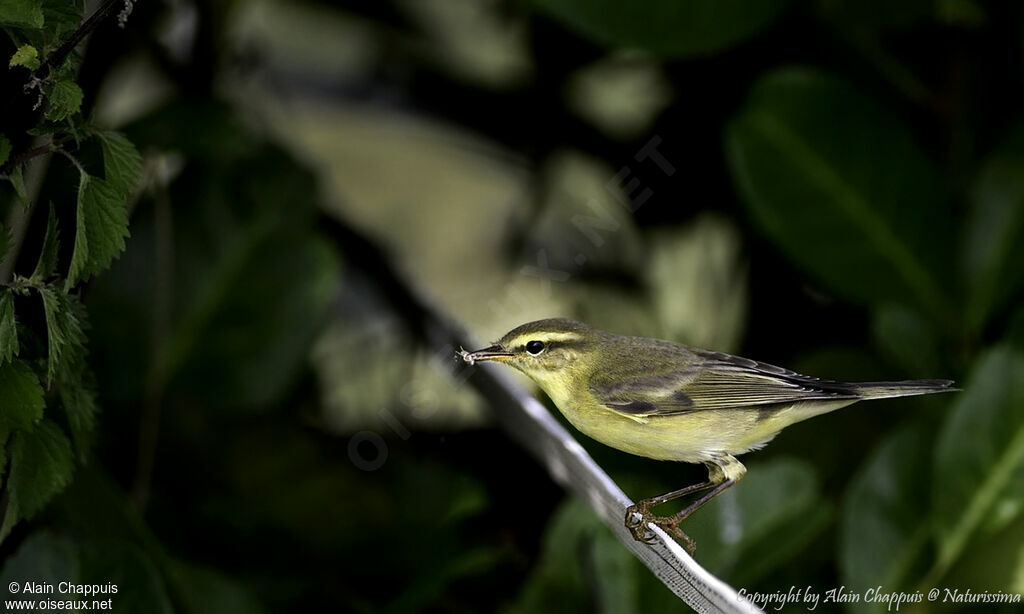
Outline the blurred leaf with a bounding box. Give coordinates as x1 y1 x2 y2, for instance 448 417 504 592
0 532 79 588
531 150 644 273
1 420 74 541
174 563 267 614
96 131 142 199
44 79 83 122
962 123 1024 333
726 69 951 316
66 173 130 289
0 134 10 165
840 423 934 611
565 56 673 140
940 513 1024 595
0 531 175 614
535 0 792 57
819 0 934 29
31 203 60 282
931 346 1024 580
512 499 641 614
167 231 339 409
0 0 44 28
0 359 44 466
0 291 17 364
683 457 830 586
647 214 747 353
871 303 941 377
9 44 40 70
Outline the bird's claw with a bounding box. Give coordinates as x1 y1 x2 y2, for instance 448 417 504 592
624 504 697 553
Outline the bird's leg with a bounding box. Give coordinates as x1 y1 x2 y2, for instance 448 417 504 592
624 455 747 553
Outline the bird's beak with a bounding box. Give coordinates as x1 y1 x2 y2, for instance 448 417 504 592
460 344 514 365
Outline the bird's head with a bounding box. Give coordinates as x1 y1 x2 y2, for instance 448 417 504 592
462 318 599 386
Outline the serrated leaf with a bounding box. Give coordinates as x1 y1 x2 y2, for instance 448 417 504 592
840 423 934 611
0 291 18 364
0 420 74 542
45 79 83 122
725 69 952 317
0 221 9 263
31 203 60 281
9 44 40 70
9 166 29 207
66 173 130 289
0 134 10 166
97 132 142 199
55 297 97 459
535 0 792 57
0 359 44 431
932 346 1024 579
38 285 84 384
0 0 44 28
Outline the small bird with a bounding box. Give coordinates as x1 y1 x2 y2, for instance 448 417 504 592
461 318 954 552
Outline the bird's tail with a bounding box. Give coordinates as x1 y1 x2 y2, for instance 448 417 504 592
847 379 957 400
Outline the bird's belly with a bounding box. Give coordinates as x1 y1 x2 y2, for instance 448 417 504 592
561 399 855 463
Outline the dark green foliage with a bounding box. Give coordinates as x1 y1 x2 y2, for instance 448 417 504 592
2 1 1022 612
0 0 140 547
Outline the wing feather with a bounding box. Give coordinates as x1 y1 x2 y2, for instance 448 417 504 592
590 346 859 417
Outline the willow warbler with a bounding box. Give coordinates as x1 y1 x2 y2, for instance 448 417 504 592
461 318 954 552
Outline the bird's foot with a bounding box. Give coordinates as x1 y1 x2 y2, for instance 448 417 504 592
624 503 696 554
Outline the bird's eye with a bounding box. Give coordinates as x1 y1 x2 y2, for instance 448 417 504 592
526 340 545 355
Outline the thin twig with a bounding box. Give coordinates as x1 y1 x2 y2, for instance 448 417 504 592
0 135 72 176
37 0 126 75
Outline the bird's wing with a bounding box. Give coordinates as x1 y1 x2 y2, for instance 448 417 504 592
590 348 859 417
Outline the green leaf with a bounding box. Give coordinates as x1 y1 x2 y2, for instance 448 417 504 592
0 359 44 432
54 297 97 459
44 79 83 122
840 423 934 611
535 0 792 57
0 0 44 28
96 131 142 199
962 122 1024 333
682 457 831 586
41 0 83 41
31 203 60 281
1 420 74 541
9 44 40 70
0 291 18 365
0 134 10 166
38 285 84 384
725 69 952 316
0 221 9 265
930 346 1024 581
66 173 130 289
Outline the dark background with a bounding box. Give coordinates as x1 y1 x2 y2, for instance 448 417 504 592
2 0 1023 612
